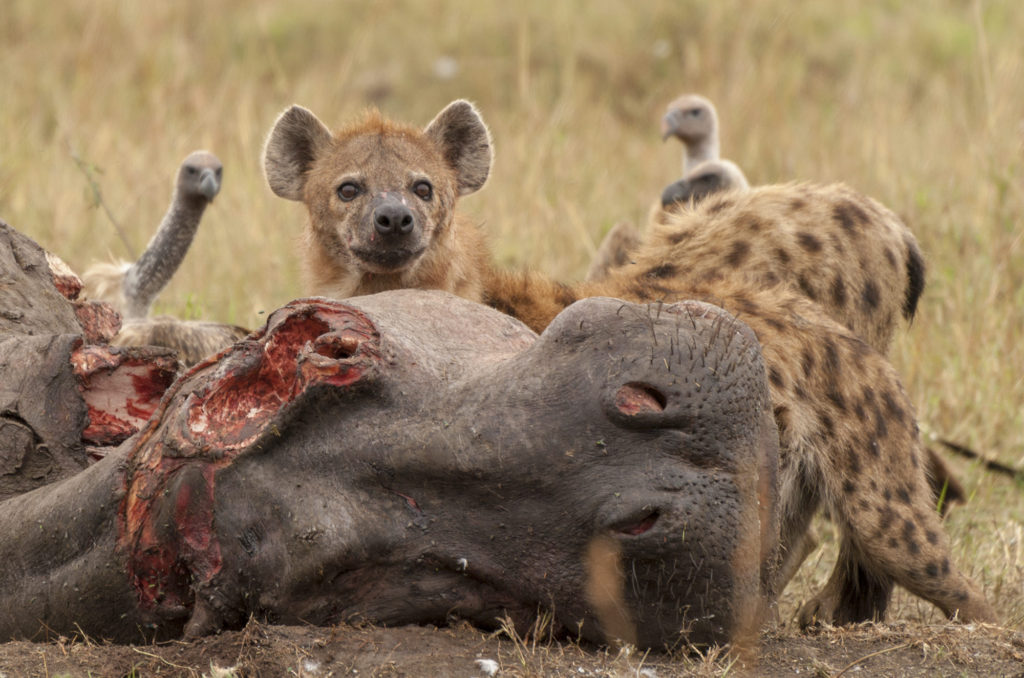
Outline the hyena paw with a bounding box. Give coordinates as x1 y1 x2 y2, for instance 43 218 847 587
796 592 839 629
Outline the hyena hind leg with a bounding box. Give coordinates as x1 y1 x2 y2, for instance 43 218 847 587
799 465 996 627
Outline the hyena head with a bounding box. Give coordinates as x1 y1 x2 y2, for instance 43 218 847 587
264 100 491 293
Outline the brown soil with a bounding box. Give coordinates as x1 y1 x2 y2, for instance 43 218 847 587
1 621 1022 677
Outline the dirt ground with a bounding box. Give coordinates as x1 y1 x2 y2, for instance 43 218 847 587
1 620 1022 678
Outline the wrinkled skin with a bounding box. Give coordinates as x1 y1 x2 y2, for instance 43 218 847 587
0 290 779 650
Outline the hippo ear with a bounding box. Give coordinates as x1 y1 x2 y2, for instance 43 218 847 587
424 100 493 196
264 105 333 201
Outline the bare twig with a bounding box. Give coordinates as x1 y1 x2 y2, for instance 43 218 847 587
67 143 136 258
938 439 1024 483
130 646 198 673
832 642 912 678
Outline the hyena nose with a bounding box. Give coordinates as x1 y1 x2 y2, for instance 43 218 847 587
373 203 415 236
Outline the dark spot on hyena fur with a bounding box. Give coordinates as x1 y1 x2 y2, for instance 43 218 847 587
726 240 751 267
705 198 735 215
942 559 951 575
554 283 577 307
827 388 847 411
790 197 806 211
924 561 939 578
867 439 881 458
882 389 906 425
846 445 862 474
774 247 791 265
861 280 881 311
735 211 764 232
831 275 847 308
897 487 912 505
801 348 816 378
769 366 786 389
874 403 889 439
833 199 871 234
668 228 694 244
903 237 926 321
732 295 759 316
824 339 841 376
820 412 835 437
883 488 892 501
858 387 875 422
926 530 939 545
798 274 818 301
796 232 823 253
773 405 790 430
764 316 786 332
888 537 899 549
842 479 856 494
761 271 781 287
645 263 677 279
877 505 896 531
903 520 920 555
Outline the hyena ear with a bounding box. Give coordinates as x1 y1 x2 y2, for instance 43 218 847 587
264 105 334 201
424 100 493 196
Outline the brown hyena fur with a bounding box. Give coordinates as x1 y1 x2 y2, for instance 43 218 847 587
483 184 995 627
264 100 492 301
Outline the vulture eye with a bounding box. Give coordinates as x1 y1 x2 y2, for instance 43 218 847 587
413 181 433 201
337 182 361 202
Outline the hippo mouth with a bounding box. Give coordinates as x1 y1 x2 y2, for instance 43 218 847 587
613 510 661 536
350 244 427 273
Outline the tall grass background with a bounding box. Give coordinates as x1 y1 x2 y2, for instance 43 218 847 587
1 0 1022 629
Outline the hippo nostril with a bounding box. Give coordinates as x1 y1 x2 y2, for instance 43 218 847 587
619 511 660 536
614 383 667 415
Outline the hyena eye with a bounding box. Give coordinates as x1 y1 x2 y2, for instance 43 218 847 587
337 182 361 202
412 181 433 201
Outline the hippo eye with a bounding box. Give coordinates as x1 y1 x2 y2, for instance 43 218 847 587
337 182 361 202
412 180 433 201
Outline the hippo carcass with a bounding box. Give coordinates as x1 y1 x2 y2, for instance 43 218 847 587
0 289 779 650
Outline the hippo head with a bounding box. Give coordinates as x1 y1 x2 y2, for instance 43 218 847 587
120 290 779 650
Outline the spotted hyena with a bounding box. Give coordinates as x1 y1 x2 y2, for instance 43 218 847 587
264 103 994 626
482 186 994 627
264 100 492 301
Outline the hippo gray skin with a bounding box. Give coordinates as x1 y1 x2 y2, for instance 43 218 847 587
0 289 779 650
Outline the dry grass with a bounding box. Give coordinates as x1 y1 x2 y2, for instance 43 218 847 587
1 0 1022 636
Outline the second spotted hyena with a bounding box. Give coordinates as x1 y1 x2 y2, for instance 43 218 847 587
264 100 492 301
484 187 993 626
264 102 994 627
